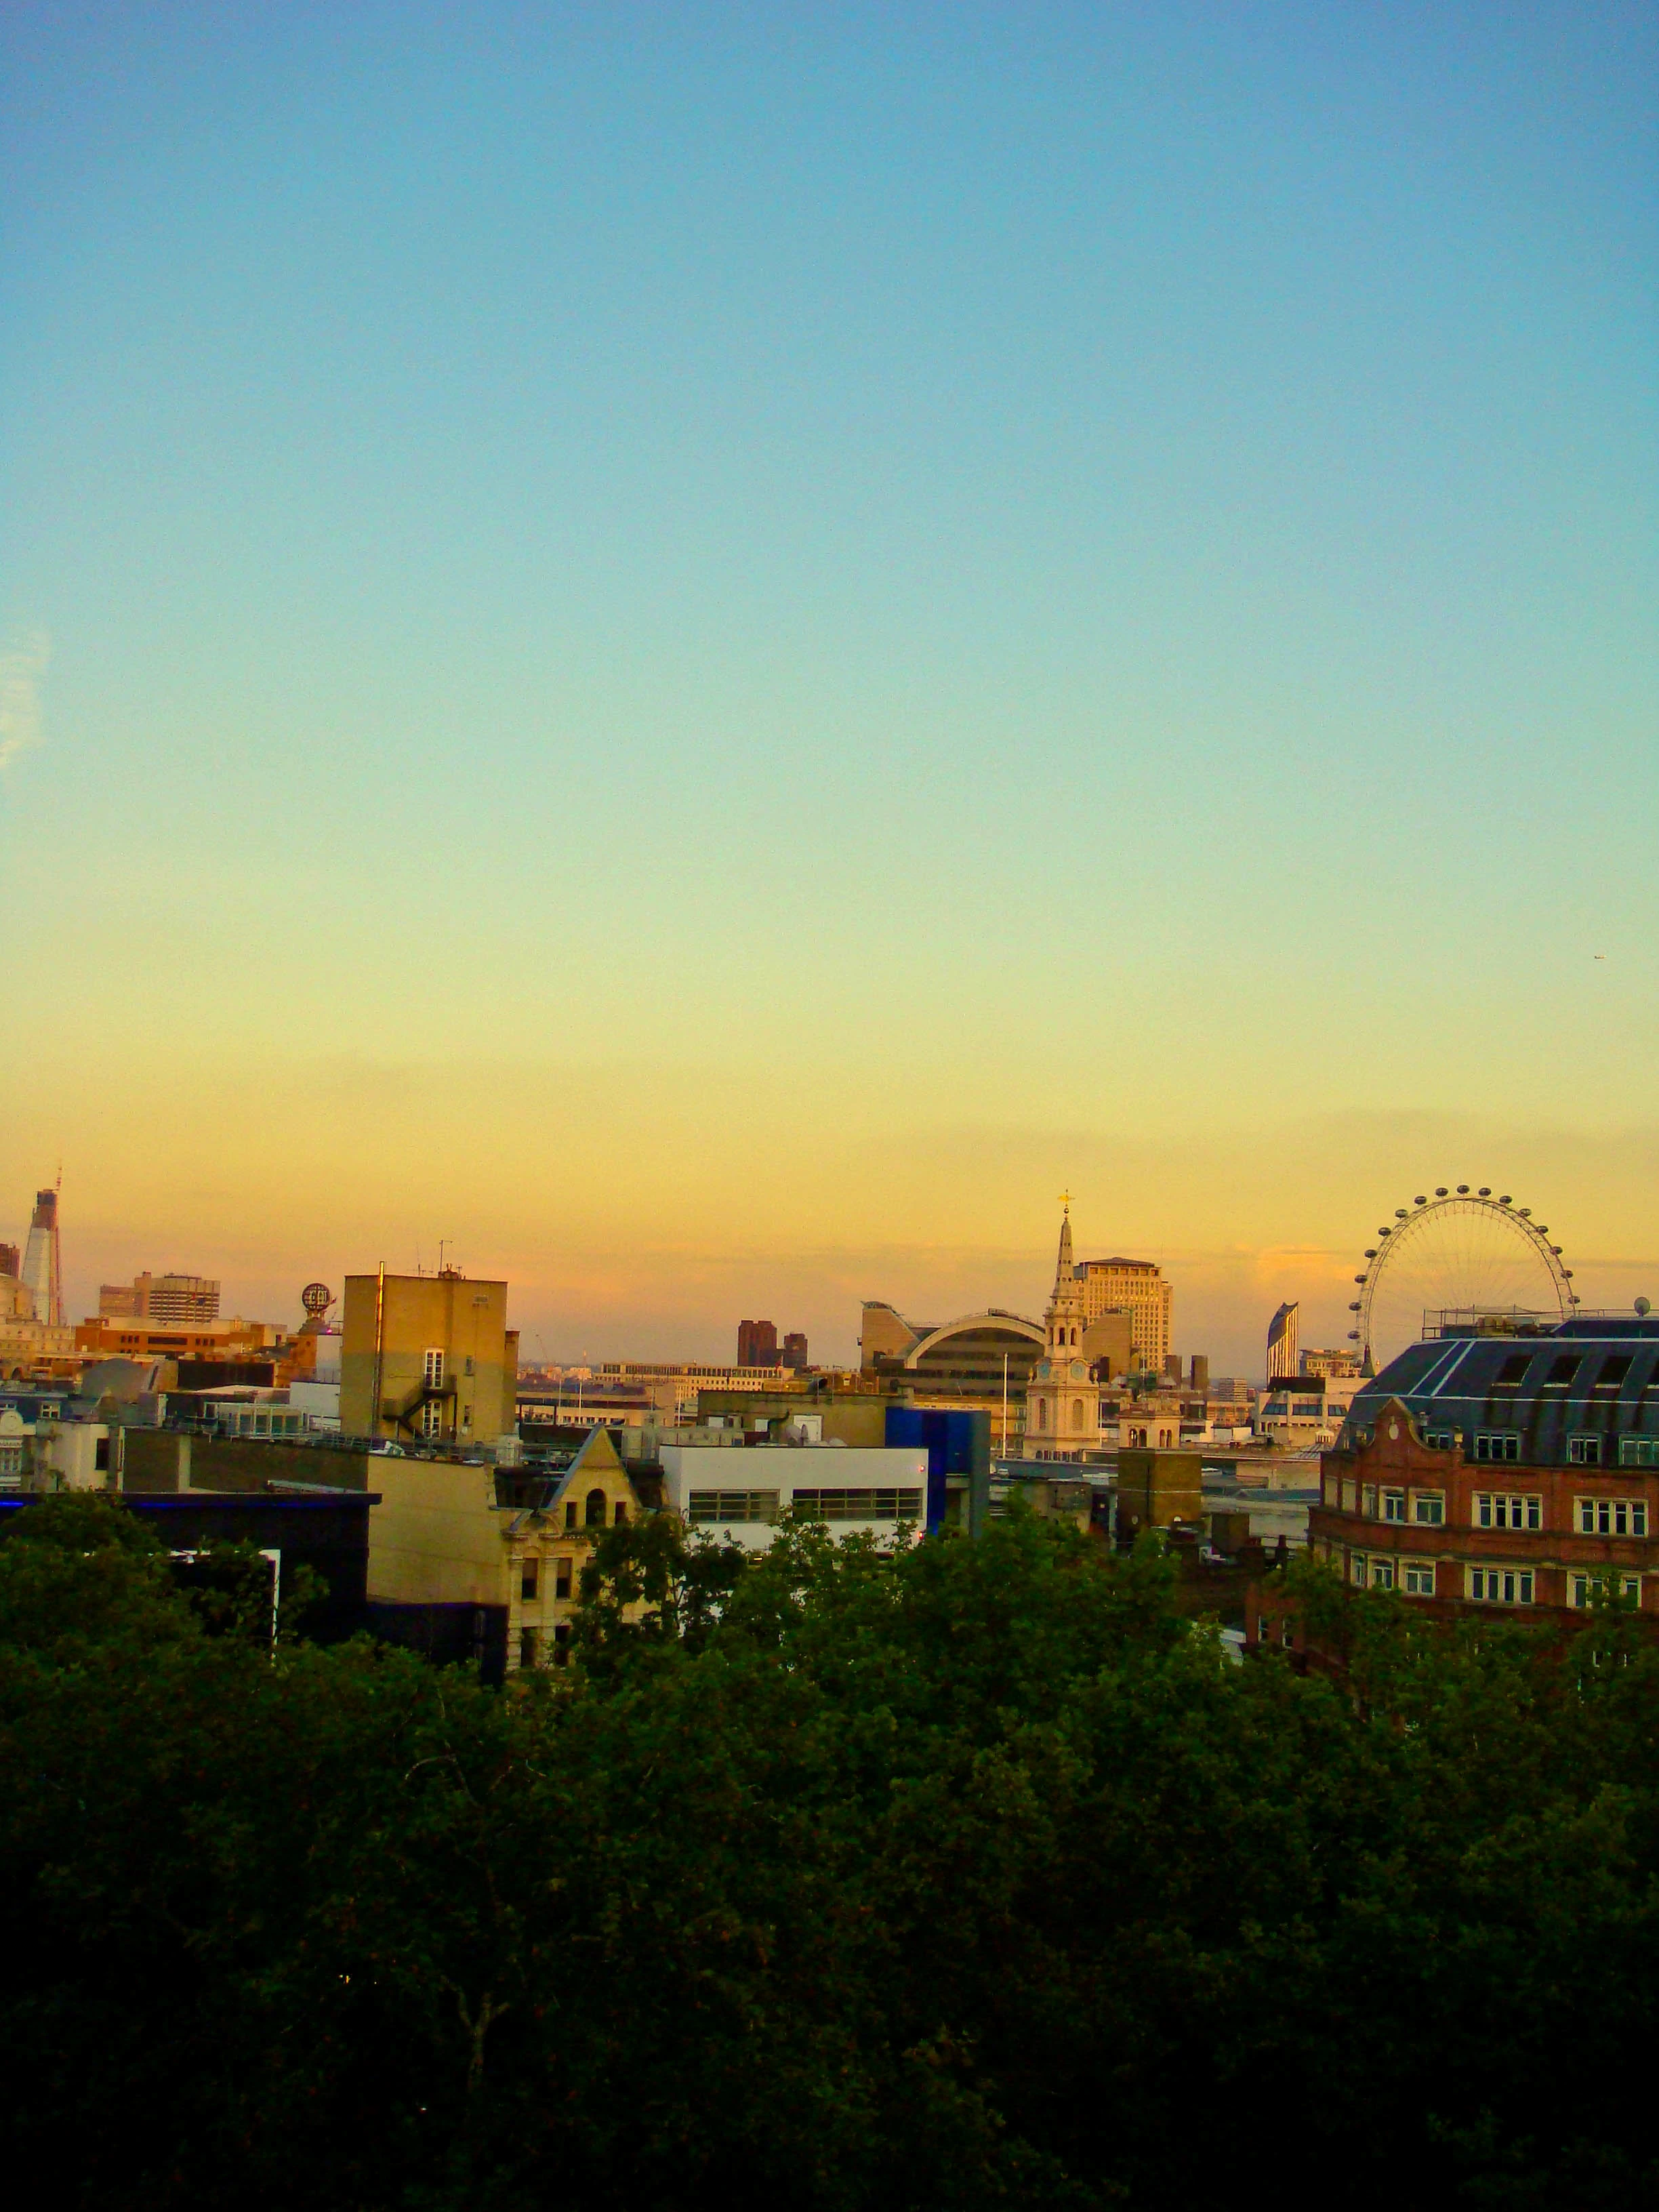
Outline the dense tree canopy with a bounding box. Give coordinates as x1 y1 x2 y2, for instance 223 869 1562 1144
1 1492 1657 2210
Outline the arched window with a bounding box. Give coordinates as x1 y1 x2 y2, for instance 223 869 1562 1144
613 1499 628 1525
1073 1399 1085 1430
1036 1399 1048 1431
585 1488 607 1528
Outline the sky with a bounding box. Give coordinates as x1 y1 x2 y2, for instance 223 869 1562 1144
1 2 1654 1372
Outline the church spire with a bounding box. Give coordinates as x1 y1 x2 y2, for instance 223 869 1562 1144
1054 1191 1074 1290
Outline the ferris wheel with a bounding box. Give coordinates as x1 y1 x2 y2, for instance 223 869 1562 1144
1349 1186 1576 1371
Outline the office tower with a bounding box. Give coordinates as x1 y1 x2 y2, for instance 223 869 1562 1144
1189 1353 1210 1393
781 1330 808 1371
738 1318 779 1368
99 1271 222 1325
1076 1257 1173 1372
21 1187 62 1328
1266 1300 1299 1381
0 1245 18 1278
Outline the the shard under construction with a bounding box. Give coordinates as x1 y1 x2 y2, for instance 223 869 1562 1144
21 1185 62 1328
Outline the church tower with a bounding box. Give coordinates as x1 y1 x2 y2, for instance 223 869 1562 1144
1024 1198 1101 1460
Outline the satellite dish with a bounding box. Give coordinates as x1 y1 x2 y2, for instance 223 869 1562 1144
1637 1297 1652 1318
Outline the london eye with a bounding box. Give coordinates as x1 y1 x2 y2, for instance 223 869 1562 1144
1349 1187 1575 1371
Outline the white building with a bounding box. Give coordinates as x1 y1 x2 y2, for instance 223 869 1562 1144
1255 1375 1360 1451
656 1441 929 1553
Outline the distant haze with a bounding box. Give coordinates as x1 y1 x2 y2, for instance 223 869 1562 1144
1 7 1653 1374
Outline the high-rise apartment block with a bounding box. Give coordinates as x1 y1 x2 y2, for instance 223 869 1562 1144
100 1271 222 1326
1267 1300 1300 1381
737 1317 779 1368
781 1331 809 1372
1076 1258 1172 1373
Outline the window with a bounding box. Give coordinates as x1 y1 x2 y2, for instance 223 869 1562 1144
520 1559 539 1601
518 1629 537 1670
1349 1553 1367 1586
564 1500 577 1530
1568 1435 1602 1467
1576 1497 1647 1538
1382 1488 1406 1524
1475 1492 1542 1532
583 1488 607 1528
1544 1355 1580 1387
424 1348 445 1390
790 1487 926 1523
1362 1484 1378 1519
552 1623 571 1668
613 1500 628 1525
1619 1437 1659 1468
1411 1491 1445 1526
1340 1479 1358 1512
1404 1559 1436 1597
1370 1557 1395 1591
1595 1356 1633 1392
1467 1566 1535 1605
1569 1572 1641 1610
554 1558 573 1600
421 1397 445 1439
1495 1353 1532 1386
687 1490 781 1525
1425 1430 1457 1451
1036 1400 1048 1431
1473 1433 1520 1463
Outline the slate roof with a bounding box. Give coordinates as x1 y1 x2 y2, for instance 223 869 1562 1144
1345 1315 1659 1465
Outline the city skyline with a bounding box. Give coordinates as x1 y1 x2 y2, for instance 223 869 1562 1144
2 7 1654 1369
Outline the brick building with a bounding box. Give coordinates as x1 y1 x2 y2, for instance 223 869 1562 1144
1255 1311 1659 1654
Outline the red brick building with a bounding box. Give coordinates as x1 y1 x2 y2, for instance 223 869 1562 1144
1249 1313 1659 1656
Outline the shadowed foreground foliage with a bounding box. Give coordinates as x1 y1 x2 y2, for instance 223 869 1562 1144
1 1492 1658 2211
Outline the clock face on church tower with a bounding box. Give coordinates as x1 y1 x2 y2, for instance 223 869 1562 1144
1070 1361 1086 1381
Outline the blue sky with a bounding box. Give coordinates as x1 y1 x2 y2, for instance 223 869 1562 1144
1 4 1654 1366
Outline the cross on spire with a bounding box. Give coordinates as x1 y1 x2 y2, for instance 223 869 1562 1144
1058 1189 1072 1213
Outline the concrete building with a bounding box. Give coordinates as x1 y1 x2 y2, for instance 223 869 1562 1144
1115 1448 1204 1541
1267 1300 1299 1382
1081 1308 1134 1381
99 1271 222 1324
1076 1257 1172 1372
1255 1374 1361 1451
656 1438 929 1553
1300 1345 1362 1380
1281 1310 1659 1651
1025 1206 1100 1462
340 1269 518 1450
74 1315 284 1364
781 1330 809 1372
